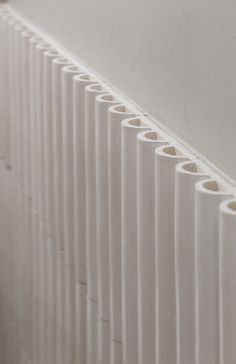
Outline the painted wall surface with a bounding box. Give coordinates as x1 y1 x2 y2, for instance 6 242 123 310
9 0 236 180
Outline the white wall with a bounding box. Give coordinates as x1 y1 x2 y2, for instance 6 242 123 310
10 0 236 181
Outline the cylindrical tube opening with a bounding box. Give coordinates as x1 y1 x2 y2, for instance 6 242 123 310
203 180 220 192
53 57 69 64
128 118 143 127
144 131 160 140
98 94 117 102
113 105 129 113
63 64 81 73
227 200 236 211
45 50 60 57
88 84 103 91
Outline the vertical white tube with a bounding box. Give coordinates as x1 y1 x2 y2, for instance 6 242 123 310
0 12 5 159
73 75 99 283
14 24 26 188
46 233 58 364
121 117 150 364
29 36 43 212
108 104 136 364
35 42 53 223
21 30 35 200
95 93 120 364
195 179 232 364
7 18 18 174
137 131 168 364
96 93 119 320
38 221 47 364
43 50 60 238
43 50 61 364
31 208 40 364
219 199 236 364
35 42 53 364
74 76 102 364
6 18 20 171
84 78 100 298
52 57 71 364
175 160 209 364
56 250 66 364
62 64 83 364
23 198 32 362
74 83 105 364
155 145 189 364
1 15 12 167
29 39 44 364
0 12 9 162
52 57 71 252
62 65 82 267
75 281 87 364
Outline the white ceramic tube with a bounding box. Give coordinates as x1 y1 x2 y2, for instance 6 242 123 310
95 93 119 322
52 57 71 364
43 50 61 364
35 42 53 223
75 281 87 364
195 179 232 364
29 36 44 212
121 117 150 364
64 264 76 364
38 221 47 364
31 208 40 364
155 145 189 364
6 18 19 170
62 64 82 267
95 93 119 364
46 234 58 364
56 250 66 364
0 12 9 160
175 160 209 364
108 104 136 364
86 298 98 364
73 77 99 283
1 15 11 166
136 131 168 364
21 30 35 199
0 13 5 159
75 76 104 364
14 24 26 188
97 318 111 364
84 76 100 302
52 57 71 252
43 50 60 238
73 83 105 364
219 199 236 364
8 18 19 174
62 64 83 364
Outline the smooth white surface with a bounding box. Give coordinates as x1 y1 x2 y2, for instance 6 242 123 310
175 161 209 364
95 93 119 324
61 64 82 266
74 83 106 285
121 117 150 364
43 49 60 237
155 144 188 364
195 179 232 364
8 0 236 182
84 75 100 300
219 199 236 364
108 104 135 363
35 42 53 222
137 131 167 364
52 57 71 252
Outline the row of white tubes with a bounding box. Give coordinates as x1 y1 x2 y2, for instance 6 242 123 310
0 4 235 364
